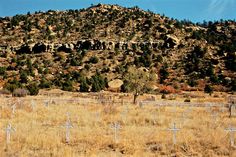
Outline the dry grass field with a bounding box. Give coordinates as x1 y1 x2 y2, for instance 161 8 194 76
0 92 235 157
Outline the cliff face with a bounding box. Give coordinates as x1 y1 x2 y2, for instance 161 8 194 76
0 4 235 93
2 40 166 54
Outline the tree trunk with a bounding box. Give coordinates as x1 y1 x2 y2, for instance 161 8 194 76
133 92 138 104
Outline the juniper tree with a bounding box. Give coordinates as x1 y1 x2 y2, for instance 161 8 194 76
122 66 157 104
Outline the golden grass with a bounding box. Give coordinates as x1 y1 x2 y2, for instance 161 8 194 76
0 96 235 157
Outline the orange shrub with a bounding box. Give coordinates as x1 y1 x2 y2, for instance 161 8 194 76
159 85 176 94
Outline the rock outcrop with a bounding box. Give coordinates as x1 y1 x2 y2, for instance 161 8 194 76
2 40 165 54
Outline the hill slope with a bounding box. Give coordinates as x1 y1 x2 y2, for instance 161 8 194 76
0 4 235 94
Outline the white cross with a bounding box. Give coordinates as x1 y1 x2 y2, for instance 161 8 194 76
206 103 212 113
211 112 218 124
17 98 21 105
111 122 121 143
139 101 145 108
44 100 49 107
225 125 236 146
95 111 100 123
168 123 180 145
31 100 36 111
11 104 16 115
121 106 129 123
186 104 193 113
181 112 188 126
171 103 177 113
66 112 71 122
63 121 73 143
231 105 236 116
220 104 227 113
5 123 16 144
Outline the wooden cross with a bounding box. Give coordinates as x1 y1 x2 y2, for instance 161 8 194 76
111 122 121 143
168 123 180 145
5 123 16 144
225 125 236 146
64 121 73 143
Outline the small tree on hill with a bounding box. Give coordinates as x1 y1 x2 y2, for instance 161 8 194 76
80 77 89 92
90 72 106 92
27 83 39 95
19 71 28 84
159 63 169 84
204 84 213 95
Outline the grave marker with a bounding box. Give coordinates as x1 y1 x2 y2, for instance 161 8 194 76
139 101 144 108
225 125 236 147
5 123 16 144
181 111 188 126
229 105 236 117
66 112 71 122
31 100 36 111
211 112 218 125
168 123 180 145
44 100 49 107
121 106 129 123
11 104 16 115
63 120 73 143
206 103 212 113
171 103 177 113
111 122 121 143
95 111 101 123
220 104 227 113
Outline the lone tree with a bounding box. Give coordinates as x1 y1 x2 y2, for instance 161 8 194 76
122 66 157 104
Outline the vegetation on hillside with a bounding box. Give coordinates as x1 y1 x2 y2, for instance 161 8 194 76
0 4 235 95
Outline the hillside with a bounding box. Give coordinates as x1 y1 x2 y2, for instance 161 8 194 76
0 4 235 95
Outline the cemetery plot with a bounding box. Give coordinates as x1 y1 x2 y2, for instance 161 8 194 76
0 96 235 156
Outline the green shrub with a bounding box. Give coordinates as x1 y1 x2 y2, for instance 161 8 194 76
84 64 91 70
39 78 51 89
0 67 6 76
204 84 213 95
62 80 73 91
90 73 106 92
184 98 191 102
89 56 99 64
4 79 21 92
20 71 28 83
27 83 39 95
80 78 90 92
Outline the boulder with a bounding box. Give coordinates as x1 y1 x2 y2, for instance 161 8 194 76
164 35 180 48
57 44 72 53
32 43 47 53
108 79 123 92
16 44 32 54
